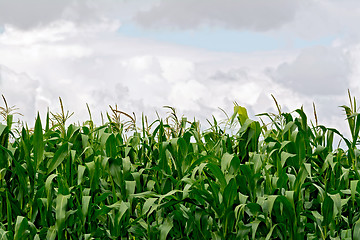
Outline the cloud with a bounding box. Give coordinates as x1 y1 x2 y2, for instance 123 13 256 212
0 0 82 29
134 0 302 31
268 46 350 96
268 0 360 43
0 20 269 125
0 0 157 30
0 10 355 137
209 68 248 82
0 21 204 123
0 65 39 122
0 19 120 46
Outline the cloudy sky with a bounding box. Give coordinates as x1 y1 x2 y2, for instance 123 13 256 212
0 0 359 133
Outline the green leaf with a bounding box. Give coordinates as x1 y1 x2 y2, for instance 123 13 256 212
351 180 359 202
206 163 226 190
77 165 86 185
250 219 261 240
234 105 249 125
55 194 70 233
274 196 296 237
322 195 334 226
45 174 57 207
354 219 360 240
293 164 309 200
142 198 158 216
107 201 129 223
221 153 234 173
125 180 136 196
329 193 341 217
46 226 57 240
47 143 70 174
263 195 278 216
223 178 237 208
265 224 278 240
82 196 91 221
105 134 117 158
33 113 44 169
108 158 123 190
14 216 29 240
160 217 173 240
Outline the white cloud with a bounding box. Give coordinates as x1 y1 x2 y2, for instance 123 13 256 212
347 44 360 97
0 65 39 122
0 20 348 131
160 57 195 83
271 0 360 43
268 46 350 96
0 19 120 45
0 21 78 45
0 0 358 138
0 20 277 125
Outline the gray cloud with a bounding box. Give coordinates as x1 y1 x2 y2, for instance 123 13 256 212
0 0 113 29
0 0 71 29
0 0 158 30
134 0 302 31
209 68 248 82
268 46 350 96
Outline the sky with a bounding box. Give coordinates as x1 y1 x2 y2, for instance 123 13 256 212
0 0 359 135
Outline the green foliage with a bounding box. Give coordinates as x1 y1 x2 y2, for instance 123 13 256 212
1 95 360 239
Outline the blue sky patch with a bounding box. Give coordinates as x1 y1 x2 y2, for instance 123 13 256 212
118 23 335 53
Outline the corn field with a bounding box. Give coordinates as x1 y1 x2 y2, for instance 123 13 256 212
1 94 360 239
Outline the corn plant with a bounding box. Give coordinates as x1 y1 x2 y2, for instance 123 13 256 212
0 94 360 239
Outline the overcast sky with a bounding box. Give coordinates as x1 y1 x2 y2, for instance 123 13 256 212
0 0 359 134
